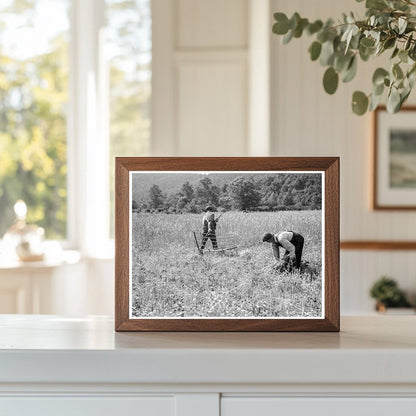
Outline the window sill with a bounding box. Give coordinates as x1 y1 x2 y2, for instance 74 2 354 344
0 249 81 271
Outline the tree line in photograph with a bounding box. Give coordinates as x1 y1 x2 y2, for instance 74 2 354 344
132 174 322 213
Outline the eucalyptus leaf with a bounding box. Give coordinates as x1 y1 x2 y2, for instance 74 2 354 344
391 21 400 34
398 17 407 34
386 87 401 112
372 67 389 85
342 56 357 82
282 29 294 44
409 64 416 75
273 13 290 35
341 26 352 43
290 13 301 30
352 91 369 115
393 0 409 11
396 80 404 89
359 44 375 61
317 28 330 43
323 67 339 94
293 18 308 38
334 52 351 72
393 63 404 79
383 37 396 50
369 30 380 44
391 47 399 59
347 13 355 24
366 0 388 10
408 71 416 88
369 92 383 111
325 27 338 42
401 86 411 106
307 20 323 35
345 25 359 52
309 41 322 61
373 82 385 95
320 40 335 66
333 35 341 51
399 49 408 63
360 37 375 48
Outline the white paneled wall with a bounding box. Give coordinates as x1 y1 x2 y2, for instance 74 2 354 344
152 0 250 156
271 0 416 313
177 0 248 49
177 57 247 155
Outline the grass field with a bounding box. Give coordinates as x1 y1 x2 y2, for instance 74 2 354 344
131 211 322 318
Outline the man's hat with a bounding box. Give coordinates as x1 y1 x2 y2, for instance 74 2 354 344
205 205 216 212
262 233 274 242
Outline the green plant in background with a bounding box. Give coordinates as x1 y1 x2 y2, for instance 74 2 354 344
272 0 416 115
369 276 412 309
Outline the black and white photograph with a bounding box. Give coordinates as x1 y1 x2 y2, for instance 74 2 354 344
129 171 324 319
390 129 416 189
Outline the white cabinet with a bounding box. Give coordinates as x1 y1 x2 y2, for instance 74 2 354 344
0 254 114 315
222 398 416 416
0 262 84 314
1 397 175 416
1 316 416 416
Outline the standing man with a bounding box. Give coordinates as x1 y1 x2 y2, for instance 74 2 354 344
200 206 218 251
262 231 304 270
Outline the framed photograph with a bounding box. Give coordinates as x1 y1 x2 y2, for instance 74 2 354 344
115 157 339 331
373 106 416 209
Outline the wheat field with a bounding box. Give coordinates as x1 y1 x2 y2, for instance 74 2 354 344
131 211 322 318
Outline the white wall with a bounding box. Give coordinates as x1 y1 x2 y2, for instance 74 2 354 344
270 0 416 313
152 0 250 156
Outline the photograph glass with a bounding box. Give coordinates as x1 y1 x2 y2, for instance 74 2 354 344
390 129 416 188
129 171 324 319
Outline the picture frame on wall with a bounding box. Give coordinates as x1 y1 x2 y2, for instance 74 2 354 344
373 106 416 210
115 157 339 332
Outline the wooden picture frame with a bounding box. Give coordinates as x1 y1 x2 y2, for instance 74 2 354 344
115 157 339 332
373 106 416 210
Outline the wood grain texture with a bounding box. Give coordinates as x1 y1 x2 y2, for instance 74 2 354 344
115 160 130 330
341 241 416 250
373 106 416 210
114 157 340 332
324 158 340 331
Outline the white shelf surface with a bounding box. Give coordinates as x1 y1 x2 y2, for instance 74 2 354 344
0 315 415 387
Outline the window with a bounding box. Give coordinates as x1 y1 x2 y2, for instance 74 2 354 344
0 0 151 251
0 0 70 239
106 0 151 237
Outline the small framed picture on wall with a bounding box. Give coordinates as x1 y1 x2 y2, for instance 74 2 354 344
374 106 416 209
115 157 339 332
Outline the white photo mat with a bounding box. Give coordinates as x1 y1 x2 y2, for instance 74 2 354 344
376 108 416 208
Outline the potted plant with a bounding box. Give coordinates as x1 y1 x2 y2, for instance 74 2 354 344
272 0 416 115
369 276 413 312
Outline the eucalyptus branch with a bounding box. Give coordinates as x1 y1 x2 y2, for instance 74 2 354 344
272 0 416 115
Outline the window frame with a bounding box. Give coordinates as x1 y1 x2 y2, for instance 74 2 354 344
67 0 111 257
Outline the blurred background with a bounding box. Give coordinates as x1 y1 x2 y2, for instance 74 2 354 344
0 0 415 316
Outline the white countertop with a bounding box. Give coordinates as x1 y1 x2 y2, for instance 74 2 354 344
0 315 415 386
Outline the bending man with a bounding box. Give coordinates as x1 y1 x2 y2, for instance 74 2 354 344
262 231 304 270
